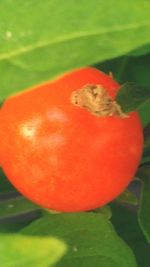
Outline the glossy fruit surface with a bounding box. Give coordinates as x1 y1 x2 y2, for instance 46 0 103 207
0 67 143 212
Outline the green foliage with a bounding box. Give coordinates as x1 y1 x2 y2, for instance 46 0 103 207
115 189 138 206
0 234 67 267
20 212 137 267
142 123 150 164
1 0 150 101
111 204 150 267
0 168 16 193
97 54 150 127
0 1 150 266
0 196 41 219
94 205 112 219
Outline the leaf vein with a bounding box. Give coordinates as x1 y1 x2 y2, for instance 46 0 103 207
0 22 150 60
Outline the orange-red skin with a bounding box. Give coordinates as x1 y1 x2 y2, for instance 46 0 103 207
0 67 143 212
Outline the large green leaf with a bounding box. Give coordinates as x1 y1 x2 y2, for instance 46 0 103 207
137 167 150 243
21 212 137 267
0 234 67 267
1 0 150 101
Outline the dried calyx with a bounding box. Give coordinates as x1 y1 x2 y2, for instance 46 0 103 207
71 84 127 117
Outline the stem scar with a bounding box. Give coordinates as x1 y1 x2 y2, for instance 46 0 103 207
71 84 127 117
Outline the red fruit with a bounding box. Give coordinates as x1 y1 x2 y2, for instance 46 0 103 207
0 67 143 212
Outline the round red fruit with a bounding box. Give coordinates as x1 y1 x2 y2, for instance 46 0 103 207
0 67 143 212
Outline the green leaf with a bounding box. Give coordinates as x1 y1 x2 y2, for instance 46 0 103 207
21 212 137 267
116 82 150 113
0 196 41 219
137 167 150 243
115 189 138 206
0 234 67 267
1 0 150 101
111 203 150 267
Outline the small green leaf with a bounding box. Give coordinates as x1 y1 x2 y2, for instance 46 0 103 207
0 234 67 267
0 196 41 219
21 212 137 267
137 167 150 243
116 82 150 113
116 189 138 206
